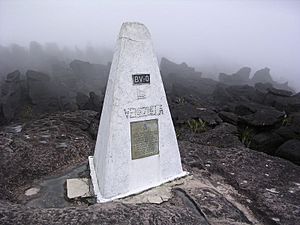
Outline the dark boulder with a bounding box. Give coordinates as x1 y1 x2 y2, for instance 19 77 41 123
179 123 243 148
263 92 300 113
275 139 300 165
160 57 201 79
234 103 257 116
170 100 222 126
275 126 299 141
26 70 51 82
267 87 293 97
274 81 295 94
75 92 102 112
26 70 52 105
26 70 76 112
219 111 238 125
171 103 204 124
252 67 273 84
6 70 21 83
212 84 234 103
286 97 300 113
219 67 251 85
275 113 300 140
195 108 222 126
167 77 218 108
239 107 285 128
76 92 90 109
88 113 100 139
290 112 300 126
70 60 96 78
0 70 23 122
254 82 273 94
192 77 218 96
252 68 294 93
234 67 251 80
159 58 202 93
250 132 284 154
69 59 110 91
226 85 258 102
88 92 102 112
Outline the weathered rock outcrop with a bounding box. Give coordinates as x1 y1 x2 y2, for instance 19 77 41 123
76 92 103 112
239 107 285 128
219 67 251 85
251 68 294 93
26 70 76 113
250 132 284 154
252 67 273 84
160 58 202 93
211 83 300 156
217 66 295 93
263 90 300 113
0 110 98 201
267 87 293 97
275 139 300 165
69 59 110 93
0 70 23 123
76 92 90 109
160 57 202 79
0 111 299 224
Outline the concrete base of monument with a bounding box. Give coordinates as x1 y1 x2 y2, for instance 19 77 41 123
117 174 193 204
88 156 189 203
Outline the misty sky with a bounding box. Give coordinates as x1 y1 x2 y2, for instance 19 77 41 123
0 0 300 90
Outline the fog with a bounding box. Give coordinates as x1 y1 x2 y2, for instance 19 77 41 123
1 0 300 91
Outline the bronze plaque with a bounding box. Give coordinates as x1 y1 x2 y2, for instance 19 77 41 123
130 119 159 160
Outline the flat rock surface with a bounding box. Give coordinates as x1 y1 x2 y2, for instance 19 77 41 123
0 110 97 201
0 110 299 225
67 178 92 199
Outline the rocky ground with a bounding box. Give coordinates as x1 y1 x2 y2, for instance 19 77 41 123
0 58 299 224
0 109 299 225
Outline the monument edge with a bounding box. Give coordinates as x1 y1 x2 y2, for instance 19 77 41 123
88 156 101 202
89 155 188 203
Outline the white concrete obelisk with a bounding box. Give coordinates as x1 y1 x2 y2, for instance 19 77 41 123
89 22 187 202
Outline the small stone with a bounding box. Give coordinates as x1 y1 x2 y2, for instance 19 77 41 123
66 178 92 199
147 195 163 204
271 218 280 222
266 188 279 194
5 125 22 133
56 143 68 148
25 187 40 196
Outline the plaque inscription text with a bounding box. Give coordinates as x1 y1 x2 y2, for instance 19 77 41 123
130 119 159 160
132 74 150 85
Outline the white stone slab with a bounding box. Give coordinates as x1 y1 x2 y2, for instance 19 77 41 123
66 178 91 199
89 22 188 203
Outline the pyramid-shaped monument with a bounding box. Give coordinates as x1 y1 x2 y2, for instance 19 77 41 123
89 22 187 202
